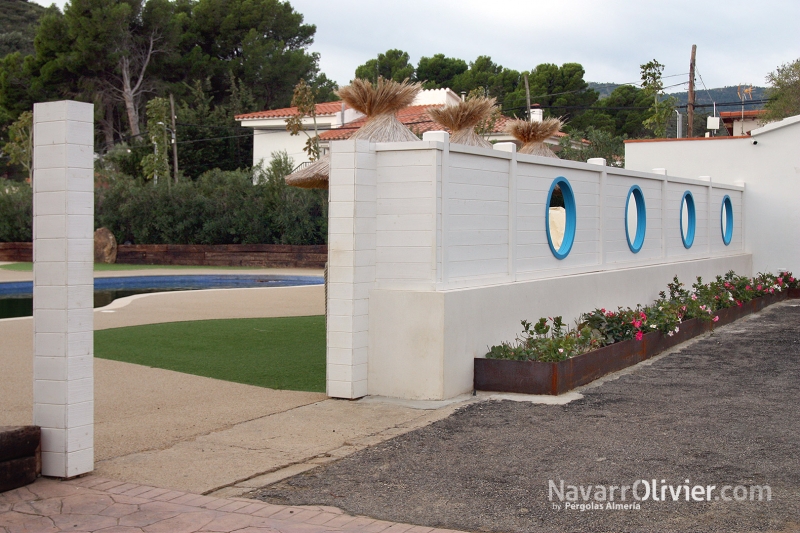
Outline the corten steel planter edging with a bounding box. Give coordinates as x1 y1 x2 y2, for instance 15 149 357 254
475 292 791 396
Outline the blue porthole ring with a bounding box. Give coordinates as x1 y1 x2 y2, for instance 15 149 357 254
545 177 577 260
625 185 647 253
721 195 733 245
680 190 696 249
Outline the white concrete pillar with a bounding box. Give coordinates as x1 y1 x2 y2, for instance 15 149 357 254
326 139 376 399
32 100 94 478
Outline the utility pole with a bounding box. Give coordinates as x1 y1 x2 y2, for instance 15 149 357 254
524 73 531 121
169 94 179 183
687 44 696 137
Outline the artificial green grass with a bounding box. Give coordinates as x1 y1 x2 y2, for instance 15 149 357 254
0 262 264 272
94 316 326 392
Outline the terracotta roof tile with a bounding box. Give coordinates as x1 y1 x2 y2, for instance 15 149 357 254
318 106 533 141
236 101 343 121
719 109 766 119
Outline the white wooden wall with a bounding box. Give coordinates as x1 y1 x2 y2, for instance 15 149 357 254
327 133 746 399
365 134 744 291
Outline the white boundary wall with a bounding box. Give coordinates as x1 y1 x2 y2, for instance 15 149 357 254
327 133 751 400
32 101 95 477
625 115 800 275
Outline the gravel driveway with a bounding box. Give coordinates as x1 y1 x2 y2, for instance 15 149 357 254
252 302 800 533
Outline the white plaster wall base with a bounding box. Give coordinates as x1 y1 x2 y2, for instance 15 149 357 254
369 254 751 400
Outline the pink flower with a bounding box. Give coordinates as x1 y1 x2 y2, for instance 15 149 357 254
635 331 643 341
558 348 564 353
757 284 762 291
712 316 719 322
640 312 647 320
691 294 698 301
791 277 795 282
736 300 742 307
632 320 642 328
746 285 751 291
600 308 607 313
769 288 774 294
778 278 783 285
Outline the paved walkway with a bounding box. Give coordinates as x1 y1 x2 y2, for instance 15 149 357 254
0 476 467 533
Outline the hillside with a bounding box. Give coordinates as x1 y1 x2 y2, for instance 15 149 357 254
0 0 46 58
589 81 767 111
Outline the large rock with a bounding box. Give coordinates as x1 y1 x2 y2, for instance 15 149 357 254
94 227 118 264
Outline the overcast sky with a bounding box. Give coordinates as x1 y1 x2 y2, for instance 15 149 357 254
32 0 800 93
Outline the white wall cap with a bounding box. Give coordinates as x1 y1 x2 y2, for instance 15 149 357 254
587 158 607 166
34 101 93 123
697 175 711 182
651 168 667 175
750 113 800 136
493 142 516 153
422 131 450 143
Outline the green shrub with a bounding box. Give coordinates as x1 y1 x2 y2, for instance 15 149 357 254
94 152 327 245
0 179 32 241
1 152 327 245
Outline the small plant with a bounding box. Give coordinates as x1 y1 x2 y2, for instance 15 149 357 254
487 270 790 363
486 316 602 362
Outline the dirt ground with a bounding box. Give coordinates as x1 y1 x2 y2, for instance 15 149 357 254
252 302 800 533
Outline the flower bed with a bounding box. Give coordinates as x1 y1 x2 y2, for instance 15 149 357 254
475 271 798 395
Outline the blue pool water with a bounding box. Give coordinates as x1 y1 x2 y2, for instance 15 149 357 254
0 274 323 319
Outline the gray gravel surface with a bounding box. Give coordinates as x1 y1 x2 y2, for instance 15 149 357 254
252 303 800 533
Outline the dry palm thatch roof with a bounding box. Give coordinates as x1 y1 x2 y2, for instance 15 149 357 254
426 97 496 148
285 78 422 189
505 117 563 158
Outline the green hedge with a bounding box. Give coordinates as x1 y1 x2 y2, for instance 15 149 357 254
0 156 328 245
0 181 32 242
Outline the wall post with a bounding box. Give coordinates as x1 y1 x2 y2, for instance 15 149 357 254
32 100 95 478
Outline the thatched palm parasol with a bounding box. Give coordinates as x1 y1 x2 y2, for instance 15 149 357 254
285 78 422 189
426 97 496 148
505 117 563 158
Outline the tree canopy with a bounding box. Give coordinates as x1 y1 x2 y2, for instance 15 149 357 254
0 0 338 181
763 57 800 122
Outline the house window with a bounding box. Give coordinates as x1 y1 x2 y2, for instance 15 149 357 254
625 185 647 253
680 191 696 249
546 177 576 260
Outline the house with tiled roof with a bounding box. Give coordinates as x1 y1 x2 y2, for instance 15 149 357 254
719 109 767 136
235 88 566 168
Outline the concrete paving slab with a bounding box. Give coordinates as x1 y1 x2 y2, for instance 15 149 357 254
0 477 473 532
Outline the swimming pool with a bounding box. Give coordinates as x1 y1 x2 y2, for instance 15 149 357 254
0 274 324 319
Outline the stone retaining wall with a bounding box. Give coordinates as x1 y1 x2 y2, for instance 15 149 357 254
0 242 327 268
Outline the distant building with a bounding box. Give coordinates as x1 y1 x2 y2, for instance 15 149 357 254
719 109 767 136
235 89 567 169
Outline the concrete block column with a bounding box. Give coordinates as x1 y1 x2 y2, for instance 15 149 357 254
326 139 376 399
32 100 94 478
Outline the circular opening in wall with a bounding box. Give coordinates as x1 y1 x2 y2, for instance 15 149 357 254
546 177 576 259
721 195 733 245
625 185 647 253
680 191 696 249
